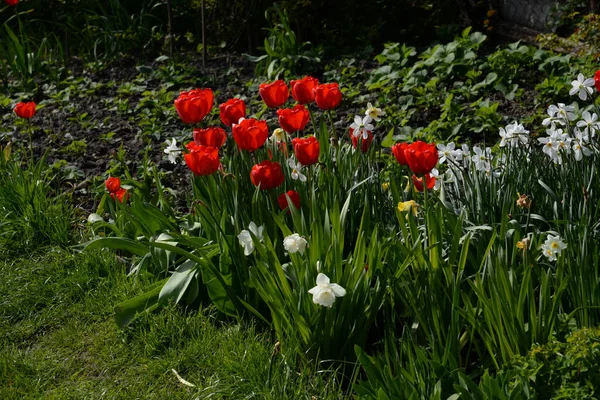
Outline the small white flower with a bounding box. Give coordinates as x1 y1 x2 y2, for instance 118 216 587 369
569 73 595 101
541 234 566 261
471 146 492 172
270 128 288 143
365 102 385 121
288 157 307 182
437 143 461 164
308 273 346 307
283 233 308 255
557 103 576 122
87 213 104 224
349 115 375 140
499 121 529 148
164 138 181 164
538 136 559 163
237 222 264 256
576 111 600 137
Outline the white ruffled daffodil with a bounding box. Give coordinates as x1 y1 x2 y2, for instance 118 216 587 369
365 102 385 121
237 222 264 256
569 73 595 101
283 233 308 255
164 138 181 164
308 273 346 307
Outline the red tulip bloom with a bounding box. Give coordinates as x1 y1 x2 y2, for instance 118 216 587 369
594 70 600 92
391 143 409 166
259 80 289 108
250 160 284 190
292 136 320 166
111 188 129 203
13 101 36 119
219 98 246 127
405 141 438 175
412 174 436 192
174 88 213 124
290 76 319 104
350 129 373 153
193 127 227 148
105 176 121 193
277 190 301 211
184 143 220 176
277 104 310 133
4 0 18 6
232 118 269 151
313 83 342 110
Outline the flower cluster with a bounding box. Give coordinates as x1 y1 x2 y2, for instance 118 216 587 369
540 234 567 262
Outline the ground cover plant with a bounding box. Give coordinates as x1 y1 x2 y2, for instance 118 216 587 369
5 1 600 398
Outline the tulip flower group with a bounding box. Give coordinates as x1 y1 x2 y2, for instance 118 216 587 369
392 141 438 176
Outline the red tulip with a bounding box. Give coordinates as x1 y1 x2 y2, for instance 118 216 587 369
292 136 320 166
111 188 129 203
250 160 284 190
594 70 600 92
174 88 213 124
405 141 438 175
13 101 36 119
4 0 18 6
193 127 227 148
219 98 246 127
412 174 436 192
105 176 121 193
290 76 319 104
391 143 409 165
350 129 373 153
184 143 220 176
259 80 289 108
313 83 342 110
277 190 301 212
277 104 310 133
232 118 269 151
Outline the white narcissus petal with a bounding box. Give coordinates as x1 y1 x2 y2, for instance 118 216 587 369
330 283 346 297
316 272 329 286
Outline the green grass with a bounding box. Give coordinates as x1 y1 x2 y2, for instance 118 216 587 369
0 249 346 399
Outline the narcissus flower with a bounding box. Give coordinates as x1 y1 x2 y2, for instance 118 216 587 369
105 176 121 193
277 104 310 133
193 127 227 148
14 101 36 119
219 98 246 127
292 136 320 166
541 234 566 261
290 76 319 104
313 83 342 110
412 174 436 192
232 118 269 151
283 233 308 255
184 143 220 176
164 138 181 164
308 273 346 307
237 222 264 256
397 200 419 216
287 158 306 182
365 102 385 121
349 115 374 140
87 213 104 224
250 160 284 190
277 190 301 211
174 88 213 124
405 141 438 175
259 80 289 108
569 73 595 101
391 143 409 165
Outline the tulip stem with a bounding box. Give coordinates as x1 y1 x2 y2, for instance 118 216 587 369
308 108 318 137
27 119 34 162
327 111 337 146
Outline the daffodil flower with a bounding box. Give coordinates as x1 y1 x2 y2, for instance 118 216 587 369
164 138 181 164
308 273 346 307
569 73 595 101
365 102 385 121
237 222 264 256
349 115 374 140
288 158 307 182
283 233 308 254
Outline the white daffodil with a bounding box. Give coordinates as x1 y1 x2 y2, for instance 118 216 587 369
569 73 595 101
572 130 592 161
460 144 470 166
365 102 385 121
499 121 529 148
541 234 566 261
556 103 576 122
164 138 181 164
87 213 104 224
349 115 375 140
471 146 492 172
283 233 308 255
308 273 346 308
576 111 600 137
237 222 264 256
537 136 559 163
288 157 307 182
437 142 461 164
270 127 288 143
